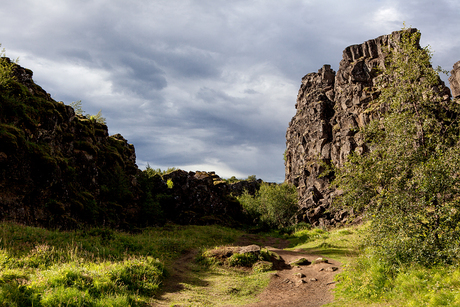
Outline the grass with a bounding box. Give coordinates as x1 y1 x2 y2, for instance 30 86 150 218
152 260 273 306
286 225 364 264
5 220 459 306
0 222 243 306
281 223 460 307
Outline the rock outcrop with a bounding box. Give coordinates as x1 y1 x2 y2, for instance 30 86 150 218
285 29 454 227
0 62 142 229
450 61 460 99
0 62 262 229
159 170 260 226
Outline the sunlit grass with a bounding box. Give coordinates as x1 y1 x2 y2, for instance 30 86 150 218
0 222 242 306
287 224 366 264
285 223 460 307
154 262 272 306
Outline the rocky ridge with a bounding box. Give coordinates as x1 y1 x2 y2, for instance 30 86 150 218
0 61 259 229
285 29 459 227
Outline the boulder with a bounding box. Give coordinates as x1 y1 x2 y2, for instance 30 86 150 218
449 61 460 99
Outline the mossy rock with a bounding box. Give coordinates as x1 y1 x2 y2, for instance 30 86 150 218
313 257 328 264
290 257 311 266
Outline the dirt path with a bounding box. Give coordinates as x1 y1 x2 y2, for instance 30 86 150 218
155 234 341 306
235 234 341 307
242 247 340 307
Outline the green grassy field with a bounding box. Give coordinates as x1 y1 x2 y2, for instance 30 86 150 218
2 222 460 306
0 222 243 306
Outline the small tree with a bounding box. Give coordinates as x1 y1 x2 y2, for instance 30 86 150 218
0 45 18 86
238 182 298 229
333 27 460 266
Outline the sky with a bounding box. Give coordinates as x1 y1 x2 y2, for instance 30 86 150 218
1 0 459 182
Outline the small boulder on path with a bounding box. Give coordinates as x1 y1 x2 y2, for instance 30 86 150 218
290 257 311 266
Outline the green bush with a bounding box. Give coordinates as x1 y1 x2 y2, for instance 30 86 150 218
70 100 106 125
252 261 273 273
238 182 298 229
0 47 17 87
143 164 177 178
228 253 259 267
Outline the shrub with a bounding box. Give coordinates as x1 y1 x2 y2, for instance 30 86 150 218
227 249 272 268
228 252 259 267
0 47 18 87
238 182 298 229
143 164 177 178
252 261 273 273
70 100 107 125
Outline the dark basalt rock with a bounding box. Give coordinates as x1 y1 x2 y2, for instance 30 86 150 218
285 29 456 227
0 62 258 229
449 61 460 99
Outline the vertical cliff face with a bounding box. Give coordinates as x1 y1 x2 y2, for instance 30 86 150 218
0 62 142 229
0 61 251 229
449 61 460 99
285 29 453 227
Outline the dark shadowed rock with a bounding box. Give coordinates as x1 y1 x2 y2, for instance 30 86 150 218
0 62 255 229
0 62 143 229
160 170 247 226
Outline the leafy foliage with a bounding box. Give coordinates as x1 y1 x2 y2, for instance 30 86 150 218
70 100 107 125
143 164 177 178
238 182 298 229
333 28 460 266
0 46 18 87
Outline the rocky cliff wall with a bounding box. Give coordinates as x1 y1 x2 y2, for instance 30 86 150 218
285 29 456 227
0 62 143 228
450 61 460 99
0 62 259 229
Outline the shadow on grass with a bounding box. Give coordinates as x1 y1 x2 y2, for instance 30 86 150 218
295 245 359 261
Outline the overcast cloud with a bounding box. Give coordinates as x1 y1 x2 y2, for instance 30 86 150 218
1 0 459 182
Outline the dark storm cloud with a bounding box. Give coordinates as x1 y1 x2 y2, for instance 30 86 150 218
0 0 459 181
111 54 167 97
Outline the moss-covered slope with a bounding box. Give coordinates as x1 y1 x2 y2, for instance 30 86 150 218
0 60 144 229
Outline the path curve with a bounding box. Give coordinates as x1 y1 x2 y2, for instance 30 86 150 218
232 234 342 307
241 247 341 307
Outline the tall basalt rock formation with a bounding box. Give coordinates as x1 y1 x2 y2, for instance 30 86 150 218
285 29 453 227
449 61 460 99
0 62 142 229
